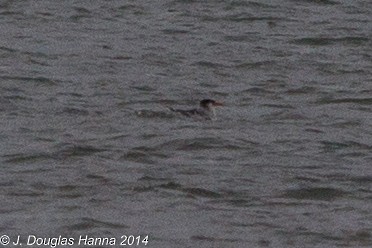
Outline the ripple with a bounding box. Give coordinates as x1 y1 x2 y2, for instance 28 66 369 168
0 10 23 16
290 37 369 46
191 235 240 242
3 153 51 164
0 76 56 85
0 46 17 53
321 141 350 152
62 217 128 231
73 7 92 15
291 0 339 5
7 190 44 197
227 1 275 8
241 87 274 95
111 55 133 60
235 61 275 69
157 137 245 151
282 187 347 201
122 146 168 164
192 61 226 68
350 176 372 184
285 86 317 95
224 35 254 42
204 13 286 23
53 184 95 200
183 187 222 198
159 182 222 198
162 28 190 35
116 4 146 15
316 97 372 105
60 107 90 116
57 145 106 158
137 176 171 182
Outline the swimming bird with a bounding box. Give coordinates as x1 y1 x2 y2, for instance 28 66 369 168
169 99 223 120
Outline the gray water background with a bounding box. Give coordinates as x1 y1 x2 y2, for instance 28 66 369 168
1 0 371 247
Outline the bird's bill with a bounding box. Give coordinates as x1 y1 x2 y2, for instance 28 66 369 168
212 101 223 106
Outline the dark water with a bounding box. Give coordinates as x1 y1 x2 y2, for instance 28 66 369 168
1 0 371 247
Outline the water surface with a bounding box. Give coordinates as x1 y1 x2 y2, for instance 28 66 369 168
1 0 371 247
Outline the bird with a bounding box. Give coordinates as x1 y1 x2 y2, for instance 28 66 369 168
169 99 223 120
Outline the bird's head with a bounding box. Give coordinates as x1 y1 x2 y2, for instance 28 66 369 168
199 99 223 110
